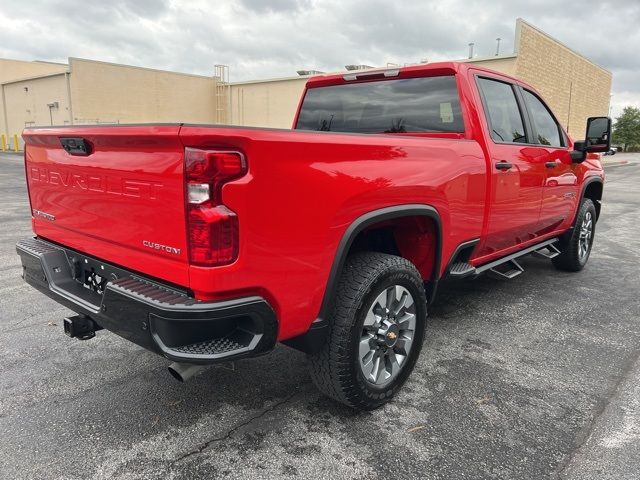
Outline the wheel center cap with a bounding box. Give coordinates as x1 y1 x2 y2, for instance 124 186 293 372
380 323 400 347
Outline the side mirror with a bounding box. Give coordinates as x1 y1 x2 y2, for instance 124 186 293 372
585 117 612 152
571 116 612 163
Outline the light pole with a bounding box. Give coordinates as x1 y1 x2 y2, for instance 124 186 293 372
609 94 613 117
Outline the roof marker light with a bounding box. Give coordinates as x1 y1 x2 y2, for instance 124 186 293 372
342 68 400 81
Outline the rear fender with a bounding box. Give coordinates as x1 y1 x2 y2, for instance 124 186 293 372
284 204 442 353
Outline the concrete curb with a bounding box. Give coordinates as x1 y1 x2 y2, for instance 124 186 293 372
602 160 630 169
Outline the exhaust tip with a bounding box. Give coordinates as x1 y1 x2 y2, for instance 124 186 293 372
167 362 209 383
167 364 186 382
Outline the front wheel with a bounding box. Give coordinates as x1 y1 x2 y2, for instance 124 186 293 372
553 198 597 272
308 252 427 410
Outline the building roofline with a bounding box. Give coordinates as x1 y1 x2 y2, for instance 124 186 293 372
0 57 67 67
461 54 518 63
515 18 611 75
67 57 215 80
230 75 312 86
1 71 68 86
32 60 69 67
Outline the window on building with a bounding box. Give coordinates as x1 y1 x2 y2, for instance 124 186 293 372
522 89 563 147
477 77 527 144
295 76 464 134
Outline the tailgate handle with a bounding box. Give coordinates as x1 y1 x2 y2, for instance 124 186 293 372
60 137 92 156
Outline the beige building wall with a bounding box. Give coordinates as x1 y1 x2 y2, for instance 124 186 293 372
466 55 517 76
512 19 612 136
230 77 308 128
3 74 70 135
68 58 218 124
1 58 70 141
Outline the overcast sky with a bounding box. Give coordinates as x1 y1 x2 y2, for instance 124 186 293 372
1 0 638 118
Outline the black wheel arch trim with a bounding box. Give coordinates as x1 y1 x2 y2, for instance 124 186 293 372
284 204 442 354
577 176 604 224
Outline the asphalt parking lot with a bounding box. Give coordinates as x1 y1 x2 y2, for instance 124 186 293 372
1 152 638 479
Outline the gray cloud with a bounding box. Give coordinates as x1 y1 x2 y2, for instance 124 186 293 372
238 0 312 13
0 0 637 117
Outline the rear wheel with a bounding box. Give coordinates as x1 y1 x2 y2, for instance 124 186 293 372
308 252 427 410
553 198 597 272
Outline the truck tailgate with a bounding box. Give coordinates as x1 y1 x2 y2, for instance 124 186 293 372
22 125 190 287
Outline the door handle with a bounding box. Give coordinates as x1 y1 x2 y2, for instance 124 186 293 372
495 161 513 171
545 161 558 168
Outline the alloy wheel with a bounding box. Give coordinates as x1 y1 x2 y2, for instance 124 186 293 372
358 285 416 386
578 211 593 260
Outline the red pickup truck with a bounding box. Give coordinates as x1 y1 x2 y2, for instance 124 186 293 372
17 62 608 410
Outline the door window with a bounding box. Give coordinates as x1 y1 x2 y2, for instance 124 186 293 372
477 77 527 144
522 90 563 147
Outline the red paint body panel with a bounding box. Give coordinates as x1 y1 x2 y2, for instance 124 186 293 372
21 62 604 342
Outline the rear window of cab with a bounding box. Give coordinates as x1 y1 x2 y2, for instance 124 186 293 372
295 75 464 134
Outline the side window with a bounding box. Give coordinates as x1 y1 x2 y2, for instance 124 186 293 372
522 90 563 147
477 77 527 144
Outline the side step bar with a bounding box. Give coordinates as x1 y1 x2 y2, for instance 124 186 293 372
448 237 560 280
532 243 560 259
488 259 524 279
448 261 476 279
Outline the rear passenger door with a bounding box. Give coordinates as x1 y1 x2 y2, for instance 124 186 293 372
474 76 547 257
519 88 578 234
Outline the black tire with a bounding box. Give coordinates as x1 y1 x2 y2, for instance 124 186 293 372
552 198 597 272
308 252 427 410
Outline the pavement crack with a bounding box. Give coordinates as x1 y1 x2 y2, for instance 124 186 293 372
10 310 39 327
169 391 299 466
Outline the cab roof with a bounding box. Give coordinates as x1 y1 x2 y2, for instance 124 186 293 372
305 61 532 91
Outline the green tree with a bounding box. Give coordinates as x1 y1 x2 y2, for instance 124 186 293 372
613 106 640 151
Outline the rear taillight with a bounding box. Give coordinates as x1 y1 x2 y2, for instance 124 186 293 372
184 148 247 266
